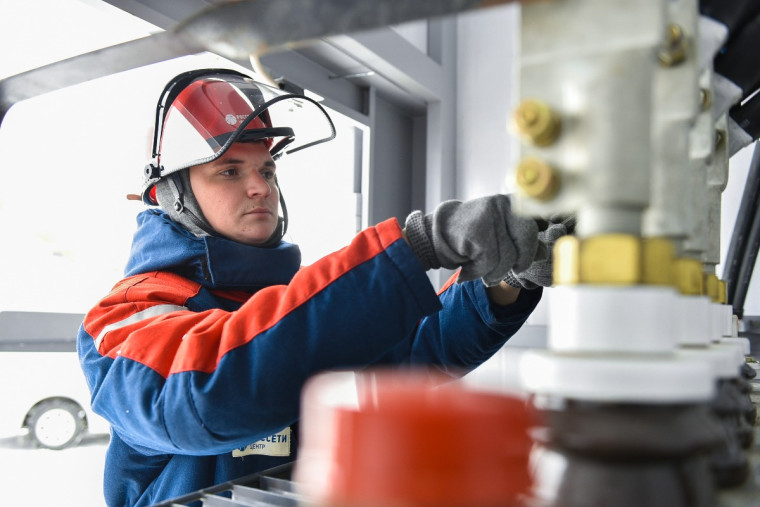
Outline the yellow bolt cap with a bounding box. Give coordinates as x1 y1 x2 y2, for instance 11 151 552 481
513 99 561 147
515 157 559 202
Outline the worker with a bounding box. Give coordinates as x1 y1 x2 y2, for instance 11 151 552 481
77 69 570 507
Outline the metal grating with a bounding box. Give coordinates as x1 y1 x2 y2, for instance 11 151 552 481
151 463 311 507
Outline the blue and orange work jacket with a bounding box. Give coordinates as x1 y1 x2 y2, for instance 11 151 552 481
78 208 541 506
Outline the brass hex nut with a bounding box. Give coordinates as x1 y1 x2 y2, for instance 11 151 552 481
553 235 580 285
579 235 642 285
515 157 560 201
672 258 704 296
704 273 720 302
642 238 675 286
512 99 561 147
717 280 727 304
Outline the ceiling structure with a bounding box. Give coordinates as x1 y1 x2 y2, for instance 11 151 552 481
1 0 520 124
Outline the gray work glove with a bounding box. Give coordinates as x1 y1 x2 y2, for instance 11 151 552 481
504 215 576 289
404 194 543 286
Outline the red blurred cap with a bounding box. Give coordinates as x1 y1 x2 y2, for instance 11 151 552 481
296 370 536 507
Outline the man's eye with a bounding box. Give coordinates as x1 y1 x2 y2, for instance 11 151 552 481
261 170 276 180
220 168 238 177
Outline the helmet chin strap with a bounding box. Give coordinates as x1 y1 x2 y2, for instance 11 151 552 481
163 172 217 237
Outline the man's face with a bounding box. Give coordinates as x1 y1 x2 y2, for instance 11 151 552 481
189 141 280 246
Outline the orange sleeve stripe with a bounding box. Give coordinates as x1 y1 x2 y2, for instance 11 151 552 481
437 270 461 295
88 220 405 378
83 272 201 341
168 219 405 374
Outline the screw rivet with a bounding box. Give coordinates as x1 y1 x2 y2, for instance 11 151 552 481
516 157 559 201
513 99 561 147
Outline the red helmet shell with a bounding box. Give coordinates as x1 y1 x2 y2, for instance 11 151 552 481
164 78 273 154
140 69 335 206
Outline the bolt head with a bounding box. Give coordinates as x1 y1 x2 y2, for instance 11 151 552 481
516 157 559 201
658 23 688 67
513 99 561 147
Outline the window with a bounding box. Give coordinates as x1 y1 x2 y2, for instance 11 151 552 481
0 3 368 505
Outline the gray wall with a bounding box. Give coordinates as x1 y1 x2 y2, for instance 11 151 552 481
456 5 521 201
368 94 415 226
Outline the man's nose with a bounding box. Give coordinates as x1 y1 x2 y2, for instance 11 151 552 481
246 172 272 197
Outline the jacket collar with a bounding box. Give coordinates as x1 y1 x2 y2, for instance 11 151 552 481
125 209 301 289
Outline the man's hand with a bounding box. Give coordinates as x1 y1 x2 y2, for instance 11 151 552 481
403 194 541 287
504 215 575 289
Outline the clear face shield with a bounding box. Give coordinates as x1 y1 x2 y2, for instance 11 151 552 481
143 71 336 205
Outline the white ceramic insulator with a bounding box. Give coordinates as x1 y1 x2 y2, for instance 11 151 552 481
548 286 677 353
711 304 724 342
720 337 750 357
674 295 714 346
718 304 734 338
679 343 743 379
519 349 714 402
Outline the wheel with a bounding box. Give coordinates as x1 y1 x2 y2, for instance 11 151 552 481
27 399 86 450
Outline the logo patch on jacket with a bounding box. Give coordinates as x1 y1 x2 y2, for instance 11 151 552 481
233 427 292 458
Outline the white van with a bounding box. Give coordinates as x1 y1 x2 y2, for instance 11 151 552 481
0 311 110 449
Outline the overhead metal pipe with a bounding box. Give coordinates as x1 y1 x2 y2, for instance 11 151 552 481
0 0 521 127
